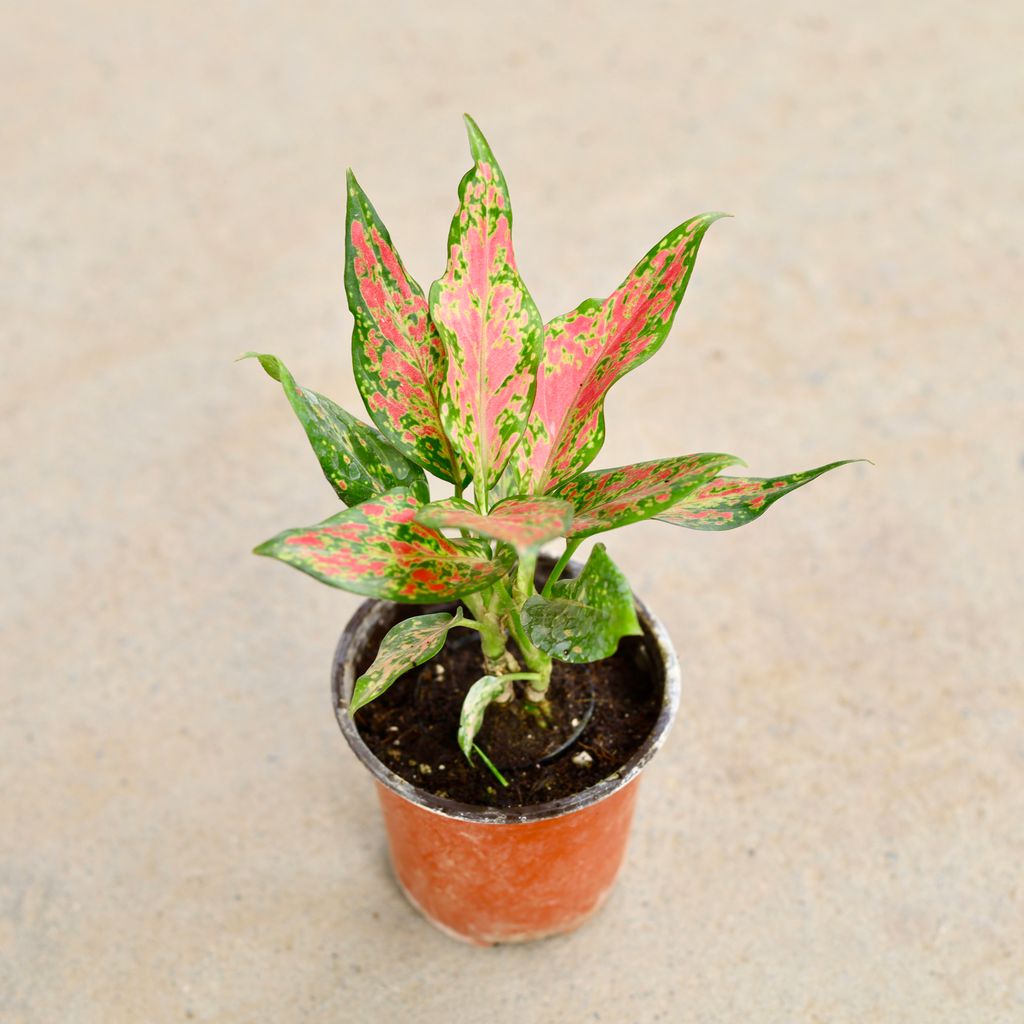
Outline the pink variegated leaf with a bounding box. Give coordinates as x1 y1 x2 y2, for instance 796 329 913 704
655 461 861 531
512 213 729 494
346 171 463 483
350 608 464 714
416 495 573 553
554 453 743 539
253 488 513 602
429 116 543 490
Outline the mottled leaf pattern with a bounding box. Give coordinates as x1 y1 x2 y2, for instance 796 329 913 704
242 352 428 505
416 495 573 553
521 544 641 663
346 172 462 483
253 488 513 602
513 214 728 493
554 453 742 539
458 674 508 760
249 116 860 722
656 461 860 531
429 116 543 489
350 609 464 714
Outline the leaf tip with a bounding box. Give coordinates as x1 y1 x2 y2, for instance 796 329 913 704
462 113 491 163
348 681 370 716
238 351 284 382
345 167 365 197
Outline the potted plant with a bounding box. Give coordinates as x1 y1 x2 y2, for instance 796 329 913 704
242 115 857 945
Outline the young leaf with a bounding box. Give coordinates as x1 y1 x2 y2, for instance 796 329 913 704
241 352 428 506
346 172 463 483
350 608 464 714
429 115 544 490
415 495 573 554
512 213 729 493
253 488 514 602
458 674 508 760
554 453 743 540
655 460 862 531
521 544 641 663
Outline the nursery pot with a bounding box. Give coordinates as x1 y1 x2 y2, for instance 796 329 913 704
331 563 681 946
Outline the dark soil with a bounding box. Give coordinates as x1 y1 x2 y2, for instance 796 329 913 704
352 602 662 808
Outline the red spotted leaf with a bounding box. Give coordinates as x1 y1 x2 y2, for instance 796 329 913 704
350 609 464 714
554 453 743 539
656 461 861 531
346 171 463 483
513 214 728 493
416 495 573 553
429 116 543 490
253 488 513 602
241 352 428 505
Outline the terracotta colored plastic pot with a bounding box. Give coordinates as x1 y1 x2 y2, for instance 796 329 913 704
332 573 680 946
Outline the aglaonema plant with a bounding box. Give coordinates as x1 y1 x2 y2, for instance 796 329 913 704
243 115 858 786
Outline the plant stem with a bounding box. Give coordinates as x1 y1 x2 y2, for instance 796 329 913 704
541 539 582 598
464 588 518 678
514 549 538 605
492 581 553 695
472 743 509 787
462 591 488 624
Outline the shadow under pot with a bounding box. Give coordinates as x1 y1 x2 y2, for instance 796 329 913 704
331 559 681 946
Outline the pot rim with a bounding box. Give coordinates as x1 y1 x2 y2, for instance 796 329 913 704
331 564 681 825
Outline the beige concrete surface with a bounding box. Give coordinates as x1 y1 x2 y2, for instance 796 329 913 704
3 2 1022 1021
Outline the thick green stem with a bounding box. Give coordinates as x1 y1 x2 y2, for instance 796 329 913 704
514 549 538 604
510 612 552 695
464 588 518 682
494 576 553 695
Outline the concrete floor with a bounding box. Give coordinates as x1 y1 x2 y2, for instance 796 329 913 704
3 2 1021 1021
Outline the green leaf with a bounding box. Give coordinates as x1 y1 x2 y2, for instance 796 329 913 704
511 213 729 493
458 674 508 760
253 488 514 602
350 609 464 714
429 115 544 491
241 352 429 506
521 544 641 663
345 172 463 483
554 453 743 539
416 495 573 554
655 460 863 531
